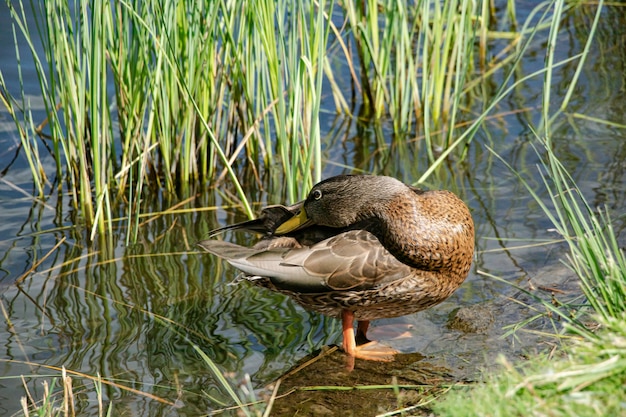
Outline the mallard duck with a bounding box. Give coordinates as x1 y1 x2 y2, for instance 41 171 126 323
198 175 474 360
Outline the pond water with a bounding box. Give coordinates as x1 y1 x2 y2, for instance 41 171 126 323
1 2 626 416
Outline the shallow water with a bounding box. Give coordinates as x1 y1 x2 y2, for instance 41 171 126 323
1 3 626 416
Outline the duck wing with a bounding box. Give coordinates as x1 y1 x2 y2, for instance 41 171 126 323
197 230 411 293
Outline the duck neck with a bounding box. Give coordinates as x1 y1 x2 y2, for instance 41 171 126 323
372 191 474 276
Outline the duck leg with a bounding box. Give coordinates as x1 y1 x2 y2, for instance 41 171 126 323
341 310 357 356
356 320 371 345
341 311 397 362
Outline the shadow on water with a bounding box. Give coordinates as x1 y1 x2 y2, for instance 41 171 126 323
1 2 626 417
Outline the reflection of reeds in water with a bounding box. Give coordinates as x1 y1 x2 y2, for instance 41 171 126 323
5 188 343 415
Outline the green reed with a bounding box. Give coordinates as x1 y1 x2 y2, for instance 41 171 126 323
484 0 623 331
524 0 624 330
1 0 572 242
435 1 626 413
340 0 492 160
2 0 333 239
536 0 623 324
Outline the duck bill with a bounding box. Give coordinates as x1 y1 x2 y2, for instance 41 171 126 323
275 210 313 235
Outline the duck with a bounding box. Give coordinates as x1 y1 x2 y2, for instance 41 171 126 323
198 174 474 361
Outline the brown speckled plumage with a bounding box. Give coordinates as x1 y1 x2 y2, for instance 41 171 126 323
198 175 474 356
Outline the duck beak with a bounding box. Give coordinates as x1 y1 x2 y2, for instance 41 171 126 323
275 210 313 235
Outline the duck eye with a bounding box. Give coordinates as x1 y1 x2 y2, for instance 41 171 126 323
312 189 322 200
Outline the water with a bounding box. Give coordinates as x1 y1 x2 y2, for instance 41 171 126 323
1 3 625 416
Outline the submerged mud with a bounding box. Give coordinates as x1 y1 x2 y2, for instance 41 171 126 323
265 346 468 417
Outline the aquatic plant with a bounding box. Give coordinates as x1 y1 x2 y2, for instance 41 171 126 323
1 0 519 242
436 1 626 414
